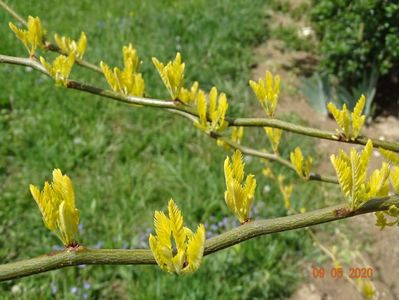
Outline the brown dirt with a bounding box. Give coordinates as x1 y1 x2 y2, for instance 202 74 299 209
252 1 399 299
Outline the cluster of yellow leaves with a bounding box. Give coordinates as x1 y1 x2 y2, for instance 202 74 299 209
9 16 45 56
327 95 366 140
249 71 280 117
149 199 205 275
290 147 313 180
375 165 399 229
195 87 229 133
231 127 244 144
100 44 145 97
331 140 391 210
224 150 257 223
153 52 185 100
40 54 75 87
30 169 80 247
378 148 399 166
278 175 293 211
264 127 282 153
54 32 87 59
179 81 199 105
357 279 375 300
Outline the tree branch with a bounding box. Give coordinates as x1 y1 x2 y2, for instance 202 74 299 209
2 54 397 154
1 195 397 282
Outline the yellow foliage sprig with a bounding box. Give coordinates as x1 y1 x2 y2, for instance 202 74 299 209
249 71 280 117
149 199 205 275
179 81 199 105
375 166 399 228
224 150 257 223
40 53 75 87
30 169 80 247
290 147 313 180
9 16 45 56
100 44 144 97
264 127 282 153
331 140 390 210
278 175 293 211
327 95 366 140
54 32 87 59
153 52 185 100
379 147 399 166
195 87 229 133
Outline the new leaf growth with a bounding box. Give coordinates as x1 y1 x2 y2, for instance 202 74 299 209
54 32 87 59
153 52 185 100
9 16 44 56
327 95 366 140
195 87 229 133
149 199 205 275
224 150 257 223
100 44 145 97
290 147 313 180
40 54 76 87
30 169 80 247
249 71 280 117
330 140 390 211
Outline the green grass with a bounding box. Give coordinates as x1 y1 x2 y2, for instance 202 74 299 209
0 1 327 299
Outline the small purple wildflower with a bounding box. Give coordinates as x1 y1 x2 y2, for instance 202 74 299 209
51 282 57 295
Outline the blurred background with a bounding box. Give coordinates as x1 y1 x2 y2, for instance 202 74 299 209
0 0 398 299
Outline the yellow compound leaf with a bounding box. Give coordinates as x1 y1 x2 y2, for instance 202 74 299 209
179 81 199 105
54 32 87 59
194 87 229 133
264 127 282 153
249 71 280 117
290 147 313 179
29 169 80 247
231 127 244 144
351 95 366 138
40 54 75 87
100 44 145 96
331 140 388 210
149 199 205 275
195 90 207 130
365 162 390 199
224 150 257 223
379 147 399 166
9 16 45 56
152 52 185 100
327 95 366 140
390 166 399 193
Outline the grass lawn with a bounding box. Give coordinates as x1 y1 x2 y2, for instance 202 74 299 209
0 0 326 298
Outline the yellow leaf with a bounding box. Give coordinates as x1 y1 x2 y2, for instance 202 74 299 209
331 140 388 210
149 199 205 275
9 16 45 56
100 45 144 96
54 32 87 59
390 166 399 193
224 150 257 223
152 52 185 99
327 95 366 140
179 81 199 105
290 147 312 179
194 87 229 133
379 147 399 166
29 169 80 246
231 127 244 144
40 54 75 87
250 71 280 117
264 127 282 153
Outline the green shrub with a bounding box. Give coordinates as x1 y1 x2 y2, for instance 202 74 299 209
310 0 399 88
